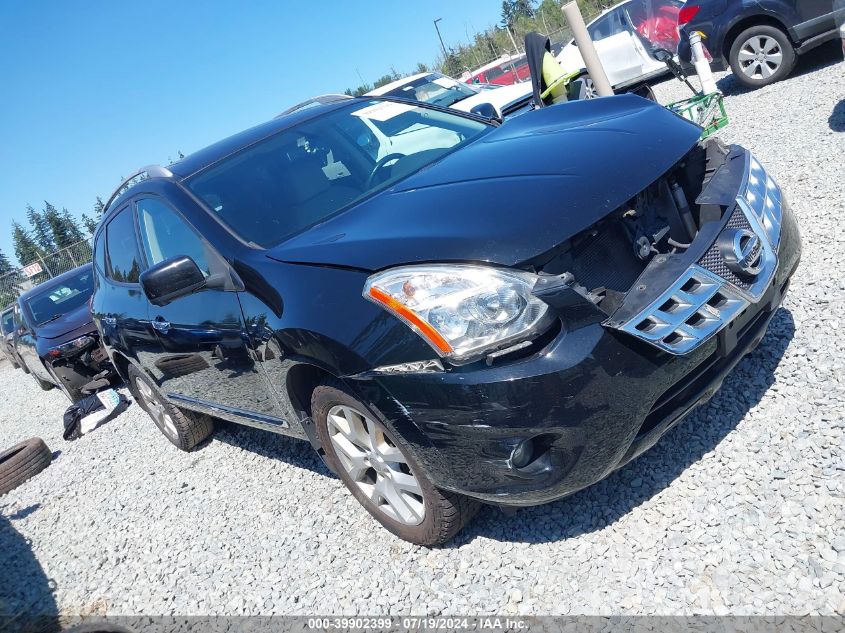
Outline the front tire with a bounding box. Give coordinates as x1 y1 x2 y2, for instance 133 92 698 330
127 365 213 451
729 25 796 88
312 380 479 546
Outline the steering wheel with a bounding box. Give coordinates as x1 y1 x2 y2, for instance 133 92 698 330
366 153 406 189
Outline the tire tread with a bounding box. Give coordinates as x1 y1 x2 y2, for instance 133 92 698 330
0 437 52 496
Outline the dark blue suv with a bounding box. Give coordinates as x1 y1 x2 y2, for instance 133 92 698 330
679 0 839 87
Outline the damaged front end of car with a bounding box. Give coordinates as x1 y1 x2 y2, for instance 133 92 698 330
526 135 796 359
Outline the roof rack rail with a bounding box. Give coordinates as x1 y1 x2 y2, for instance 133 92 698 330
103 165 174 212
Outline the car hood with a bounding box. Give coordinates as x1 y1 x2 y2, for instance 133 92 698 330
452 82 533 115
269 95 702 271
35 302 95 341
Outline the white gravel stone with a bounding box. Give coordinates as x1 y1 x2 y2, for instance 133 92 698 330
1 44 843 617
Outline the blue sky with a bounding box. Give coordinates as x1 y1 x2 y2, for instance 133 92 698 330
0 0 504 265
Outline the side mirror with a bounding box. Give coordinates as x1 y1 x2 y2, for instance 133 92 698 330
140 255 206 307
469 102 503 124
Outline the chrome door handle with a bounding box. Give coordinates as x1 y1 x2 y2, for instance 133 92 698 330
152 319 171 333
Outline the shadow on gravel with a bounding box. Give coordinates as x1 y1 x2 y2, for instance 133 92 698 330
456 308 796 546
829 99 845 132
0 513 59 632
211 421 334 478
717 41 843 96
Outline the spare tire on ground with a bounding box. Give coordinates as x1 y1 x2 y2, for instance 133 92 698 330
0 437 52 496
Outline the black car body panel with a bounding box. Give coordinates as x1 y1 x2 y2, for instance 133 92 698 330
269 96 702 270
679 0 839 68
92 96 801 507
16 265 116 401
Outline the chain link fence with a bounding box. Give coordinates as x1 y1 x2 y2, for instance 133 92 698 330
0 237 93 308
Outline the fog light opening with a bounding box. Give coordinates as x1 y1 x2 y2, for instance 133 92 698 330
509 437 535 469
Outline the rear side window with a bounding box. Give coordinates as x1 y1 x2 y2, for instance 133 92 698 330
1 310 14 335
93 231 106 273
588 9 627 40
136 198 211 277
105 207 142 283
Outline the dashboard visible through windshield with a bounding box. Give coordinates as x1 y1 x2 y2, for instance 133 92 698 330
187 100 489 248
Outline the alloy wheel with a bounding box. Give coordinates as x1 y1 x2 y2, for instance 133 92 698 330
135 378 178 440
737 35 783 80
582 76 598 99
326 404 425 526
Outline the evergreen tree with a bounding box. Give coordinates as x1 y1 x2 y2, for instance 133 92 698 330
93 196 105 217
0 249 12 274
501 0 535 28
60 208 85 244
12 222 41 265
0 248 20 307
81 196 106 235
44 202 74 248
26 205 54 252
81 214 97 235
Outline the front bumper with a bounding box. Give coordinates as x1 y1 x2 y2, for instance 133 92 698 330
350 161 801 506
46 337 117 400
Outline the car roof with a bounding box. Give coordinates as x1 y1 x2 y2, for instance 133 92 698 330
102 97 365 219
169 98 359 179
278 94 352 116
18 264 93 302
366 73 432 96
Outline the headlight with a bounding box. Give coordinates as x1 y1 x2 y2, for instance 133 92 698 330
47 335 95 359
363 264 553 363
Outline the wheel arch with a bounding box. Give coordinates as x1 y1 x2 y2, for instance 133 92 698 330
723 14 795 61
109 350 132 382
285 362 338 420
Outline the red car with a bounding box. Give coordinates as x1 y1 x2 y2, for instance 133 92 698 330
465 56 530 86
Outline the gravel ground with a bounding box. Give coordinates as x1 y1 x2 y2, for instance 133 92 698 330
2 45 844 618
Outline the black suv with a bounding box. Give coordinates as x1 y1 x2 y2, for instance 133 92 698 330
92 96 800 545
679 0 839 87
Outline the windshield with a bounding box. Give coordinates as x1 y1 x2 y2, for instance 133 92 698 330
25 268 94 326
1 310 14 335
380 74 478 108
187 100 489 248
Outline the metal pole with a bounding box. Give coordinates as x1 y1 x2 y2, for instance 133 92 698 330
433 18 448 63
506 26 520 54
562 1 614 97
36 253 53 278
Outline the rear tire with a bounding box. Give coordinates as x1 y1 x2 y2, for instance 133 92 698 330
0 437 52 496
729 25 796 88
312 380 479 546
127 365 213 451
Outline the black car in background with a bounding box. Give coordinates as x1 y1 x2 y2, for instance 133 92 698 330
92 96 800 545
15 265 115 402
1 305 26 370
679 0 839 87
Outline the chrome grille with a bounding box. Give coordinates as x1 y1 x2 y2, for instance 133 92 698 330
608 152 783 355
743 156 783 249
618 266 748 354
698 208 755 291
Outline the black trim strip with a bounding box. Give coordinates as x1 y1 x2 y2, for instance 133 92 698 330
166 393 289 428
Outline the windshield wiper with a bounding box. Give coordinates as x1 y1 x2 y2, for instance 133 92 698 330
38 314 64 326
